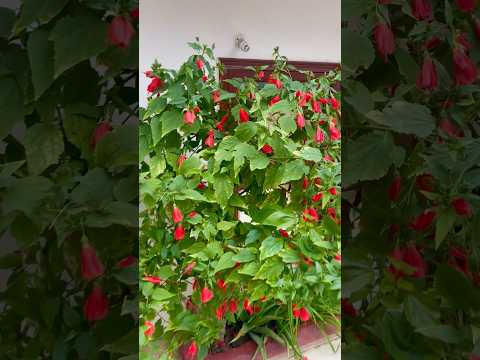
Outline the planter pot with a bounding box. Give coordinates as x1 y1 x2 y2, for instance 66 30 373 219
180 321 338 360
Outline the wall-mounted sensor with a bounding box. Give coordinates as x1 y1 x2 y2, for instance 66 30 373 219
235 34 250 52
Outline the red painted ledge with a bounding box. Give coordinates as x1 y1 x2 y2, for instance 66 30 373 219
180 321 338 360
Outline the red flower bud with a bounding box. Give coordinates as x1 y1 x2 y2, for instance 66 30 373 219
200 287 214 303
416 174 434 192
174 225 185 240
147 77 162 93
243 298 254 315
409 210 436 231
298 94 307 107
389 175 401 201
329 125 341 141
448 246 471 276
451 197 472 217
292 303 301 318
374 23 395 62
453 48 477 85
195 57 204 70
311 100 321 113
90 122 112 149
425 37 441 50
299 306 310 321
411 0 432 20
258 71 265 80
329 187 337 196
130 8 139 20
81 243 104 281
172 207 183 223
416 57 438 90
335 253 341 262
342 298 357 317
83 285 109 322
229 299 238 313
296 113 305 128
144 321 155 337
456 0 476 12
279 229 289 238
185 341 198 360
302 177 309 189
143 276 162 284
330 97 339 110
312 193 323 202
439 119 464 138
144 70 154 78
269 95 281 107
184 111 196 125
267 74 283 88
261 144 273 155
204 129 215 148
216 279 226 290
117 256 137 268
197 181 206 190
202 74 208 82
183 261 196 275
188 211 198 219
239 108 250 122
216 302 227 320
212 90 221 103
314 126 324 143
303 208 319 222
107 16 135 49
177 154 187 167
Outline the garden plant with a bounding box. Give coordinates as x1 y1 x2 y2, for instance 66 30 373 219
139 42 341 359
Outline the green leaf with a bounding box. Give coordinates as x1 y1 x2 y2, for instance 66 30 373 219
177 155 202 177
278 159 309 185
151 288 175 301
245 229 261 245
435 264 480 310
259 236 283 260
342 30 375 73
344 80 373 114
415 325 464 344
368 101 435 138
249 151 270 171
113 266 138 285
63 104 97 159
394 48 419 83
0 76 24 140
278 114 297 134
279 249 301 263
3 176 53 214
434 208 456 249
217 221 237 231
404 296 437 329
157 266 176 280
148 154 166 178
94 125 138 169
49 12 108 78
253 207 297 229
238 262 259 276
25 123 64 175
214 252 236 273
11 213 39 246
0 7 15 38
254 258 284 281
232 249 256 263
160 110 183 139
14 0 69 34
71 168 113 204
343 132 405 186
213 175 233 207
268 100 291 114
27 29 55 99
235 122 257 142
295 147 323 162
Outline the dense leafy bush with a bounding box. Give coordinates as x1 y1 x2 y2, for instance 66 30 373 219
139 42 341 359
342 0 480 358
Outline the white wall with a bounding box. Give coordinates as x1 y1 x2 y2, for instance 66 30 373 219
139 0 341 106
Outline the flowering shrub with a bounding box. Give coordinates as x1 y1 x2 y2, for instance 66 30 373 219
343 0 480 358
0 0 138 358
139 42 341 359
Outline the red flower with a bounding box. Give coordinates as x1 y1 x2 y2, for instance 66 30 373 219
314 177 322 186
324 154 333 162
299 307 310 321
425 37 441 50
172 207 183 224
474 16 480 39
329 125 340 141
342 298 357 317
183 261 196 275
335 253 341 262
311 100 321 113
410 210 436 231
456 0 476 12
329 187 337 196
174 225 185 241
195 57 204 70
389 175 401 201
117 256 137 268
453 48 477 85
449 246 471 277
81 243 104 281
202 74 208 82
411 0 432 20
267 74 282 88
374 23 396 62
143 276 162 284
416 57 438 90
177 154 187 167
90 122 112 149
144 321 155 337
258 71 265 80
193 106 201 113
147 77 163 93
330 97 339 110
296 113 305 128
312 193 323 202
216 302 227 320
261 144 273 155
188 211 198 219
184 111 196 125
298 94 308 107
439 119 464 137
302 177 309 189
314 126 324 143
292 303 301 318
229 299 238 313
185 341 198 360
390 246 427 279
303 208 319 222
200 287 214 303
144 70 154 78
204 129 215 148
327 207 337 221
83 285 109 322
212 91 221 103
416 174 434 192
216 114 228 132
197 182 206 190
279 229 289 238
239 108 250 122
451 197 472 217
216 279 226 290
319 98 328 105
130 8 139 19
107 16 135 49
457 33 472 52
269 94 281 107
243 299 254 315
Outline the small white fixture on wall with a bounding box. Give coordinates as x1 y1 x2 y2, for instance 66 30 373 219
235 34 250 52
